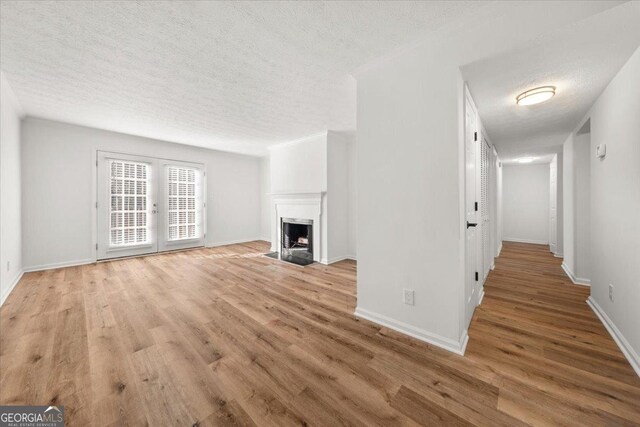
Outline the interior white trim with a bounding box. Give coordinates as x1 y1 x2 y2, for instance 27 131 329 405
497 243 503 256
554 253 564 258
587 297 640 378
561 262 591 286
271 192 324 262
22 240 261 274
503 237 549 245
1 270 24 306
325 255 357 264
23 259 95 273
207 238 263 248
354 307 469 355
478 288 485 305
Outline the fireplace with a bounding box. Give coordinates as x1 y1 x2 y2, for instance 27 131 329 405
268 192 323 265
281 218 313 263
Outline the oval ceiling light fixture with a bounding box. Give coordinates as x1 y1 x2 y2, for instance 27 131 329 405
516 86 556 106
518 157 534 163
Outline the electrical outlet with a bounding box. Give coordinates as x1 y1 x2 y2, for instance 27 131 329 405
403 289 415 306
609 284 614 302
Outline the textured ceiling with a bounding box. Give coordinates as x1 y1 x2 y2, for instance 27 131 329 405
461 2 640 163
0 1 487 155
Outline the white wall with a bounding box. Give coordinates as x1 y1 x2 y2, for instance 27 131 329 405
21 118 262 270
347 136 357 259
574 134 591 279
0 72 24 304
563 137 575 271
356 56 465 352
270 133 327 194
555 152 564 256
502 164 550 244
562 131 591 282
583 48 640 373
259 156 271 242
327 131 350 263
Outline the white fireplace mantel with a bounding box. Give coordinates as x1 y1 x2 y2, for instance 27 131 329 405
270 192 325 263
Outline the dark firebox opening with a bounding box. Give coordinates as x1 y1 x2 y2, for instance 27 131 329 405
281 218 313 261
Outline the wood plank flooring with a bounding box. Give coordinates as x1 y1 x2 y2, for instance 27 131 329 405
1 241 639 426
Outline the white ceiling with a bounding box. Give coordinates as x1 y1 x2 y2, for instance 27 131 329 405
0 0 487 155
461 2 640 163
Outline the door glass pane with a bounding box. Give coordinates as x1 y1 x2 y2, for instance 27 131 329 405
109 160 150 247
167 166 201 241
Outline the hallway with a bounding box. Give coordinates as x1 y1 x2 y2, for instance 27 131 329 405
466 241 640 425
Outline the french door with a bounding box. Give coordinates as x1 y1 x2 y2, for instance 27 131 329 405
97 151 205 260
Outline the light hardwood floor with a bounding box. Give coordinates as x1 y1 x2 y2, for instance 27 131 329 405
1 241 639 426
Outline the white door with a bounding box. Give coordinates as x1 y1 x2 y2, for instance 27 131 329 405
97 152 158 259
157 160 206 252
464 90 479 325
97 153 206 260
481 138 491 280
549 155 557 253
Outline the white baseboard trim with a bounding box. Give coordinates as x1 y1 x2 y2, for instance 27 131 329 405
478 288 485 305
554 252 564 258
497 243 503 256
1 270 24 306
503 237 549 245
23 258 95 273
354 307 468 355
587 297 640 378
561 262 591 286
22 239 263 274
325 255 357 264
207 238 263 248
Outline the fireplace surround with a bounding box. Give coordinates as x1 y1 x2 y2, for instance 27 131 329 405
270 192 324 264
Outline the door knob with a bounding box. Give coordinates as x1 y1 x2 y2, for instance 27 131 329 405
466 221 477 228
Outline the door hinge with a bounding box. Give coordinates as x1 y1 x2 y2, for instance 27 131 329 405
96 160 98 167
474 132 478 141
474 202 478 211
95 201 98 209
96 243 98 250
475 272 479 281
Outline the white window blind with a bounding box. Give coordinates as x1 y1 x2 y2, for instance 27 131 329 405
109 160 149 246
167 166 200 241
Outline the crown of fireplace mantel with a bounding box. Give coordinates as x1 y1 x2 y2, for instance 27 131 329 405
268 191 326 196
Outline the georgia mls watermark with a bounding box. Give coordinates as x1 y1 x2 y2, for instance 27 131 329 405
0 406 64 427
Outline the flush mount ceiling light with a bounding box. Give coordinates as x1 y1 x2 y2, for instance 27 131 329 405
518 157 534 163
516 86 556 106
